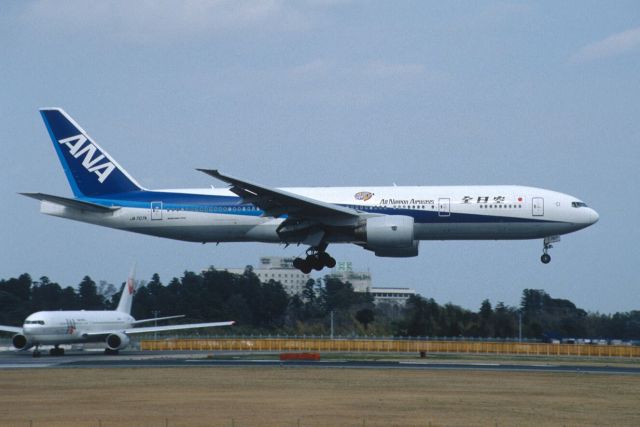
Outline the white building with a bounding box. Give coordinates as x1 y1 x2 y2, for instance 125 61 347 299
224 257 416 304
328 261 372 293
225 256 310 296
370 287 416 305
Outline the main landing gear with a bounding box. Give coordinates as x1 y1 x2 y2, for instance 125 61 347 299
540 235 560 264
293 247 336 274
49 345 65 356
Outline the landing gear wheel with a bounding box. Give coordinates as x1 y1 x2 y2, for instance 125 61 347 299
319 252 336 269
295 243 334 272
32 350 41 358
309 255 324 271
540 236 559 265
49 346 65 356
325 256 336 269
292 257 305 270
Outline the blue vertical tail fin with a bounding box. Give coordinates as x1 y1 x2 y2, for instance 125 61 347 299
40 108 143 197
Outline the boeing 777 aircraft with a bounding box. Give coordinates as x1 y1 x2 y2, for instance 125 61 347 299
0 266 234 357
23 108 598 274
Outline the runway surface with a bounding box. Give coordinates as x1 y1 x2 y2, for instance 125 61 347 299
1 350 639 374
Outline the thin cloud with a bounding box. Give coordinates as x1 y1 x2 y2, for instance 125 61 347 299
20 0 319 43
572 26 640 63
289 59 425 80
284 59 432 107
364 61 425 78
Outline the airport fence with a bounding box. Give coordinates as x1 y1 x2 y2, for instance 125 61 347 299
140 337 640 358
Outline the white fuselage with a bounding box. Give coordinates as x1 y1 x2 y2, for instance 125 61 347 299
22 311 134 346
40 185 599 244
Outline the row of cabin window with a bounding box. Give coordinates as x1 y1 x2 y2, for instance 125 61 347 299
347 205 435 210
169 203 523 213
480 204 522 209
166 206 259 213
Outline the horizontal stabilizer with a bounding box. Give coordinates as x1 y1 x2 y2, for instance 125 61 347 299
20 193 119 213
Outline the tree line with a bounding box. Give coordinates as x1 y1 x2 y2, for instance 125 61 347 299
1 269 638 340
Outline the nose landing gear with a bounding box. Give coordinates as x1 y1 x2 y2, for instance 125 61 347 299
540 235 560 264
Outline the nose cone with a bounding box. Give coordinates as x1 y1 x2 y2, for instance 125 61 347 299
588 208 599 225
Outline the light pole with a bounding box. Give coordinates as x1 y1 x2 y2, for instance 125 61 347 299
152 310 160 340
330 310 334 339
518 310 523 342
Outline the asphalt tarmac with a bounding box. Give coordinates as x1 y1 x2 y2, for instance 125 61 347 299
1 350 639 374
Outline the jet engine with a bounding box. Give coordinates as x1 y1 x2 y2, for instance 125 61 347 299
105 332 130 351
356 215 419 257
12 334 33 351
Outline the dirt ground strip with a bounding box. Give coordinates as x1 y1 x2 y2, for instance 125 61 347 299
0 367 638 427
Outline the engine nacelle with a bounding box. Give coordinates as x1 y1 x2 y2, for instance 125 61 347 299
357 215 419 257
369 240 419 257
12 334 33 351
105 333 130 351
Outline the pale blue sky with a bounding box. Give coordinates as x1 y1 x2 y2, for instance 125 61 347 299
1 1 638 313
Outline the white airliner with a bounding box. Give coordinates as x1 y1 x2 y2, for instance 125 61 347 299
23 108 598 273
0 266 234 357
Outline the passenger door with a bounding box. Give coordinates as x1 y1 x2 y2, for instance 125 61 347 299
150 201 163 220
532 197 544 216
438 198 450 217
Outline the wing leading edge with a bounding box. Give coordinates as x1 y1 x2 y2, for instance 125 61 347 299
0 325 23 334
197 169 359 219
84 321 235 338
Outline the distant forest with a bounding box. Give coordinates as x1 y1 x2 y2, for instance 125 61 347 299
1 267 638 340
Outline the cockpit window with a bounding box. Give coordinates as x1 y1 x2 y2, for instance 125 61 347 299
24 320 45 325
571 201 588 208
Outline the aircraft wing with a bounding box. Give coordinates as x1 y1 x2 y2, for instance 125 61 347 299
131 315 185 325
20 193 120 213
0 325 22 334
197 169 359 219
84 321 234 337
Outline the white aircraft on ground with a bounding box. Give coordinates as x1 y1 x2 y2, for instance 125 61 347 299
0 266 234 357
23 108 598 273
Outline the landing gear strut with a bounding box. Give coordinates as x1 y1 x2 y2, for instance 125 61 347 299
32 345 41 358
293 245 336 274
540 236 560 264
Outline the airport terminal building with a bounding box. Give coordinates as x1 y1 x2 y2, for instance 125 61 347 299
225 257 415 304
224 256 311 296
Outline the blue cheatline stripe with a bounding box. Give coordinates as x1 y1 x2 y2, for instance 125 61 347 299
78 191 561 225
